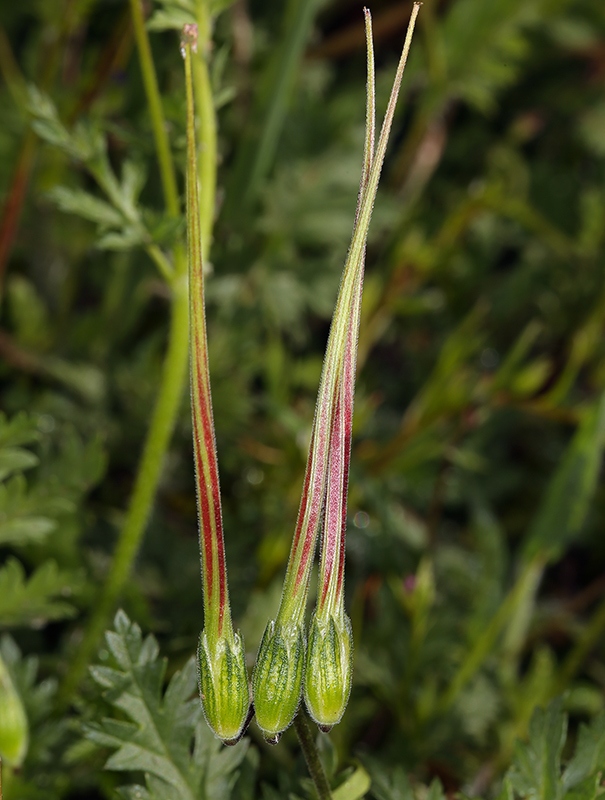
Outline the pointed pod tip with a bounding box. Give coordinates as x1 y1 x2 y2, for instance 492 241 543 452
181 23 198 59
223 735 243 747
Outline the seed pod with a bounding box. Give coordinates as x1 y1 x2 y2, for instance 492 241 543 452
197 630 250 744
252 619 305 742
0 653 28 767
304 611 353 731
183 26 251 744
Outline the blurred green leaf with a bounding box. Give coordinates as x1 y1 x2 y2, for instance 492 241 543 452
48 187 123 228
0 448 38 482
562 714 605 794
508 699 566 800
0 413 40 450
0 558 81 627
6 275 52 351
368 764 414 800
523 391 605 561
332 765 371 800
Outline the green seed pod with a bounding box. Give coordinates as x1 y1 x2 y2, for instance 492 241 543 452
197 629 250 745
304 610 353 731
252 619 305 742
0 654 28 767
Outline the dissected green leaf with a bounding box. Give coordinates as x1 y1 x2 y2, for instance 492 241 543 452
0 413 40 450
85 611 249 800
48 186 123 228
0 514 56 546
443 0 573 111
28 85 102 162
426 779 447 800
0 447 39 482
96 227 147 251
0 475 57 546
0 634 70 797
508 699 567 800
0 558 81 627
367 763 414 800
562 714 605 793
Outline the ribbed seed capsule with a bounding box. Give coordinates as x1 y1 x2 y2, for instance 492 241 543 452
197 630 250 744
304 611 353 731
0 652 28 766
252 619 305 742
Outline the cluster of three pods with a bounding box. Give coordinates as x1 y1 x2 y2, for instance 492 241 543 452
182 4 420 745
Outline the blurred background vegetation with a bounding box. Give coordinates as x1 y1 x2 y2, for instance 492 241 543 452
2 0 605 797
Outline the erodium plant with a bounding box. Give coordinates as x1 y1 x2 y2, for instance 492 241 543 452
183 24 250 746
253 4 421 742
183 2 420 752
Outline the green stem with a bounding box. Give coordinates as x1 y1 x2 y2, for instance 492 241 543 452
146 243 175 284
60 5 219 704
58 0 196 704
128 0 180 219
194 1 216 262
59 269 190 703
293 709 333 800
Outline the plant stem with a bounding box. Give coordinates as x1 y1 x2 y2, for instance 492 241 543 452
293 709 333 800
60 3 220 705
59 1 192 702
146 243 176 284
128 0 180 219
59 270 190 703
194 1 216 262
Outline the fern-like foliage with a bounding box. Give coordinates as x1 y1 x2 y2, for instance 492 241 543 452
27 86 180 262
0 558 81 627
0 413 93 627
0 633 71 799
442 0 574 111
503 700 605 800
366 700 605 800
85 611 250 800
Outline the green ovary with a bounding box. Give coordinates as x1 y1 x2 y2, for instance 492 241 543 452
252 619 305 741
197 630 250 744
304 611 353 730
